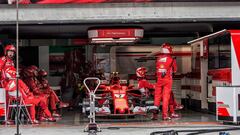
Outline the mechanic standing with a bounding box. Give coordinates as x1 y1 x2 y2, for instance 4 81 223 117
153 43 177 120
0 44 16 83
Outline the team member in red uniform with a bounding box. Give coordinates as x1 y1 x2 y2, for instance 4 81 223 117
38 69 69 116
136 67 182 120
22 66 47 96
3 66 56 123
136 67 154 97
0 44 15 82
153 43 177 120
22 66 56 121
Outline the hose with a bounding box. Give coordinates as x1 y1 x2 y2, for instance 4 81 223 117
150 127 240 135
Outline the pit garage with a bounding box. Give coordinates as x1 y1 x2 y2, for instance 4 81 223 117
1 1 240 135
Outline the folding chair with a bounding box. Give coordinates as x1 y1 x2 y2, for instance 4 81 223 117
0 88 7 123
6 91 33 125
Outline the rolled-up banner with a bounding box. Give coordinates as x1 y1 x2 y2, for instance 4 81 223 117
4 0 240 5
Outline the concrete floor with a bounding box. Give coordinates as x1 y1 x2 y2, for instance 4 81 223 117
1 110 240 135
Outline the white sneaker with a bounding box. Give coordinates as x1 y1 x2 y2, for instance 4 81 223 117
133 106 146 113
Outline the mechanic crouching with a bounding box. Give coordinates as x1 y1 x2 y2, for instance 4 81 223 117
37 69 69 116
22 66 60 120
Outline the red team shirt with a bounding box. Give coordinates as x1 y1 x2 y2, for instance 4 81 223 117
0 56 14 80
156 55 177 80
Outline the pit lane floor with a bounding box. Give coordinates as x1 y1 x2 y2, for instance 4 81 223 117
1 110 240 135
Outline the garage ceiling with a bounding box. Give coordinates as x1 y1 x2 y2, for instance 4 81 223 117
1 21 240 39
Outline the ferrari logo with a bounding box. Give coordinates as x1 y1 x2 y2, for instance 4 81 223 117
160 64 164 68
159 57 167 62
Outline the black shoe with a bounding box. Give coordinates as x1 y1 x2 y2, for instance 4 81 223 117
151 114 158 120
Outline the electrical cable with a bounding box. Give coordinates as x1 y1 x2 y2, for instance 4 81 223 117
100 125 240 135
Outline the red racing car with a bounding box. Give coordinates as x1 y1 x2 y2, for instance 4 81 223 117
82 72 148 117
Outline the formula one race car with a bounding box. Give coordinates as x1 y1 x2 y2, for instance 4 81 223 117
82 72 149 117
